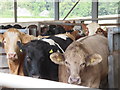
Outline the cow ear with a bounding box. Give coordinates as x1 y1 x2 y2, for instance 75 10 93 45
0 34 4 43
86 54 102 66
21 33 37 44
17 41 25 52
50 52 65 65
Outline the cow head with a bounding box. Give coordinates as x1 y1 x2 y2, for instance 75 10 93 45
50 42 102 85
17 40 58 79
87 22 100 36
96 28 108 37
0 28 37 61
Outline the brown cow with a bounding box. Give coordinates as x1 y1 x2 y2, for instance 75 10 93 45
0 28 37 75
50 34 109 88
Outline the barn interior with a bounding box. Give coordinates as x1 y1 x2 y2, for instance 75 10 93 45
0 0 120 89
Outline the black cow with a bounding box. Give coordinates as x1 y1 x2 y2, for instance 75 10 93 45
42 25 67 36
54 25 66 34
17 34 73 81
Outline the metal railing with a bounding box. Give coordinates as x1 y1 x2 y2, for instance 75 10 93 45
0 72 88 88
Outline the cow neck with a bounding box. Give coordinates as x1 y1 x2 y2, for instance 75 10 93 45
65 32 75 41
8 52 24 75
42 38 65 53
54 42 65 53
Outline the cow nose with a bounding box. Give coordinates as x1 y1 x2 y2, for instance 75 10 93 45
7 52 17 59
68 76 81 84
8 53 16 57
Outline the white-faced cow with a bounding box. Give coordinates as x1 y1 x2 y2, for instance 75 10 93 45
0 28 37 75
50 34 109 88
86 22 100 36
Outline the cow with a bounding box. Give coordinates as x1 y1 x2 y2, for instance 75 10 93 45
50 34 109 88
41 20 76 36
17 33 75 81
82 22 108 38
96 28 108 37
86 22 100 36
0 28 38 75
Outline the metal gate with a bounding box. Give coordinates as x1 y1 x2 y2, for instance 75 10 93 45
108 27 120 88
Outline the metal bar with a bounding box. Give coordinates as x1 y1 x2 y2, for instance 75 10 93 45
100 24 120 26
0 67 9 69
108 28 115 88
0 53 6 55
0 29 28 34
0 72 88 88
0 17 119 24
63 0 80 20
38 22 120 26
54 0 59 20
108 27 120 35
108 55 115 88
14 0 17 23
108 27 120 88
108 28 114 53
92 0 98 23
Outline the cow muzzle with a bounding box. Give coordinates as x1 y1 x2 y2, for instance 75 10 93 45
68 76 81 84
7 52 18 60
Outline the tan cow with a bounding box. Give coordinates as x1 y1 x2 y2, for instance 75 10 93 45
0 28 37 75
50 34 109 88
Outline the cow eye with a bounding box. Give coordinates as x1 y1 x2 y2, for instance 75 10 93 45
65 61 70 66
80 63 86 67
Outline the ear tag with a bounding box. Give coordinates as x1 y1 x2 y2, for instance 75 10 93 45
49 49 53 53
20 49 23 52
57 58 62 62
90 58 96 63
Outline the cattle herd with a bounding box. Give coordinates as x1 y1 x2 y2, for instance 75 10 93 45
0 21 109 88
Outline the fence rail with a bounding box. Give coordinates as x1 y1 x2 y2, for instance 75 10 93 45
0 72 88 88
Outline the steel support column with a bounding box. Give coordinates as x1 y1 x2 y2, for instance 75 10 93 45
14 0 17 23
54 0 59 20
92 0 98 23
